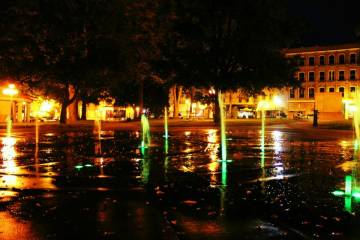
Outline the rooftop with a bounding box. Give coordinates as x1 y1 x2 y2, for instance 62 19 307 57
283 43 360 55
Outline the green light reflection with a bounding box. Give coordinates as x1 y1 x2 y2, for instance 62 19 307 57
164 138 169 180
345 197 352 212
141 148 149 185
220 159 227 217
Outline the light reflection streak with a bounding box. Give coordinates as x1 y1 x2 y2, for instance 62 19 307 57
1 136 20 187
2 137 18 174
220 160 227 217
141 148 149 184
271 131 283 156
206 130 219 185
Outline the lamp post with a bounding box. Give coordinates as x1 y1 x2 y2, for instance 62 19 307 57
2 84 19 122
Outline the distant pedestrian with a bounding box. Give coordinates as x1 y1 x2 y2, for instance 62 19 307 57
313 110 318 128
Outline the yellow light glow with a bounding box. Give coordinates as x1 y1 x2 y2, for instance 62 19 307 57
40 100 53 112
273 96 283 106
257 100 271 110
2 84 19 96
1 137 18 174
31 98 59 118
349 105 358 113
2 137 16 146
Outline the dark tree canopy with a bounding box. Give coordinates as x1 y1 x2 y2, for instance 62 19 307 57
158 0 300 93
0 0 129 122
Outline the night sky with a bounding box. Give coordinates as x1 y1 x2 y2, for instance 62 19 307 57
289 0 359 46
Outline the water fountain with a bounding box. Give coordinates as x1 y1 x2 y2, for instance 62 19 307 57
140 114 151 149
332 90 360 211
218 91 230 162
217 91 229 216
164 107 169 139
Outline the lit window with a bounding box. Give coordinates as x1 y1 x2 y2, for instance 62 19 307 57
299 88 305 98
328 70 335 81
308 72 315 81
308 88 315 98
309 57 315 66
339 87 345 97
319 56 325 65
339 54 345 64
299 72 305 81
298 57 305 66
350 70 356 80
289 88 295 98
350 53 357 64
338 71 345 81
329 55 335 65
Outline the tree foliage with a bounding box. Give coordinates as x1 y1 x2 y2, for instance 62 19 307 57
158 0 299 93
0 0 129 122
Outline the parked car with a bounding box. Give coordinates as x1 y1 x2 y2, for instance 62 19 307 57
238 111 255 119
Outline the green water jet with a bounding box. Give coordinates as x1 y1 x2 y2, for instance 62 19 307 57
332 89 360 212
141 114 151 149
218 91 230 162
164 107 169 139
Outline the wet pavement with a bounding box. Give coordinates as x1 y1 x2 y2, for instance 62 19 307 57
1 121 360 239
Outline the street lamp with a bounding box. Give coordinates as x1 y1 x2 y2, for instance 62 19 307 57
273 95 283 118
2 84 19 121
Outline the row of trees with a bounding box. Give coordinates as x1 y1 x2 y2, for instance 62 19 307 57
0 0 300 123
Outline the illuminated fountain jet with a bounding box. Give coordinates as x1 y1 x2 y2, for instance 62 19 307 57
140 114 151 149
164 107 169 139
333 89 360 212
217 91 231 163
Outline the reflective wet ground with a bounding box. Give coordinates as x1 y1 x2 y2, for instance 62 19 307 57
1 122 360 239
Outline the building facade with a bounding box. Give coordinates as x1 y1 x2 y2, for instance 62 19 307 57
0 84 32 122
169 43 360 120
284 43 360 120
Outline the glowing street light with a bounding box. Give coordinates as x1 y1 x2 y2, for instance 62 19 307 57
273 95 283 106
2 84 19 122
272 95 283 118
2 84 19 97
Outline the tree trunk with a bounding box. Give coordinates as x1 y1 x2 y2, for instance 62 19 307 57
81 99 87 120
139 79 144 118
60 101 68 124
189 87 194 119
59 84 78 124
173 86 178 119
213 96 220 124
67 85 78 122
229 92 233 118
